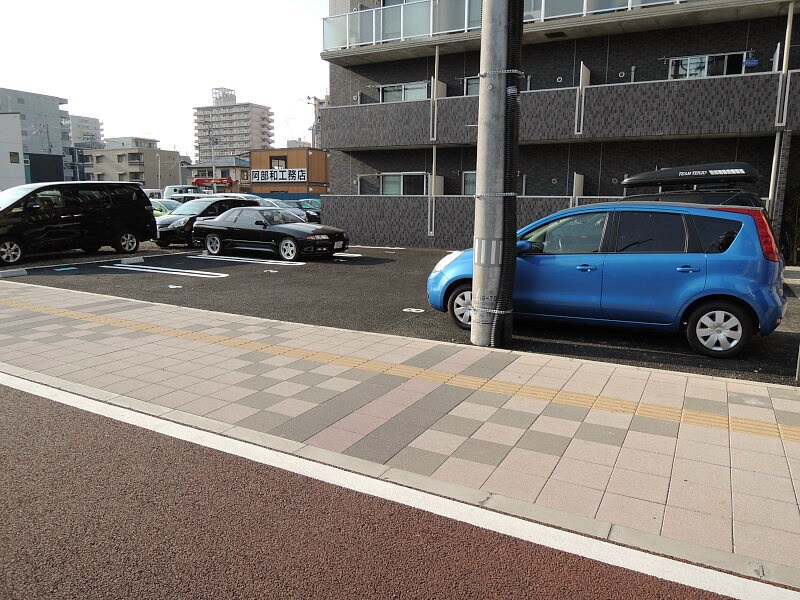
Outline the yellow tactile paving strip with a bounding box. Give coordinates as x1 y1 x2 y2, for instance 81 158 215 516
2 297 799 442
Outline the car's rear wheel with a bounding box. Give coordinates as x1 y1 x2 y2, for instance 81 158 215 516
0 238 23 265
114 231 139 254
279 237 298 261
447 283 473 330
686 301 752 358
205 234 224 256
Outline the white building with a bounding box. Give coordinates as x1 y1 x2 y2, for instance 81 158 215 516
83 137 179 189
70 115 104 149
193 88 274 164
0 113 25 190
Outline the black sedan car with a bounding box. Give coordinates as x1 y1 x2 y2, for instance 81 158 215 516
155 197 259 247
193 207 348 261
275 199 322 223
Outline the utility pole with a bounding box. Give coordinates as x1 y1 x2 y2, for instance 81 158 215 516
471 0 523 348
156 152 161 189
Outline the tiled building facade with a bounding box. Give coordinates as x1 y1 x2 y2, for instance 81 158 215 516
318 0 800 250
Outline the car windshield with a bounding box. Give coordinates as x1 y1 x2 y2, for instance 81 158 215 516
154 199 180 212
0 184 40 211
273 200 295 208
262 209 306 224
170 199 213 215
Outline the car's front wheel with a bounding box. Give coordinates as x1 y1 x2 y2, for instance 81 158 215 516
114 231 140 254
447 283 473 330
205 234 224 256
279 237 298 261
0 238 24 266
686 301 752 358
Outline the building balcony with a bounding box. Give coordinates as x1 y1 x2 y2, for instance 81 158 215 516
320 71 784 150
322 0 786 66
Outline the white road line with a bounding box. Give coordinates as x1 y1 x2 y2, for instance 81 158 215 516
100 265 228 278
350 245 406 250
189 255 305 266
1 371 794 600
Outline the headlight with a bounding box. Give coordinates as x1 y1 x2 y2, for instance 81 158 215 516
306 234 329 240
432 251 462 273
169 217 189 228
307 211 318 216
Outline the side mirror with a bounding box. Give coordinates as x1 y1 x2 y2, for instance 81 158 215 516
254 220 266 227
516 240 532 254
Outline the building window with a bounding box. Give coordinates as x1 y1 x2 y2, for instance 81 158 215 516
117 154 126 163
97 174 105 181
220 169 230 178
270 156 287 169
668 52 746 79
380 172 426 195
463 171 476 195
380 81 430 103
9 152 20 164
464 77 480 96
119 174 127 181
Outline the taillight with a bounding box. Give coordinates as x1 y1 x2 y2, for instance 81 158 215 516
714 207 780 262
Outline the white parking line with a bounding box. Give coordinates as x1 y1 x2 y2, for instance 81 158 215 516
1 371 794 600
350 245 406 250
100 265 228 278
189 255 306 266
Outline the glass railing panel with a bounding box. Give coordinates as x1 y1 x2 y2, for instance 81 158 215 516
632 0 680 6
467 0 481 29
523 0 543 21
544 0 584 18
434 0 466 34
586 0 628 13
403 0 431 39
376 5 402 42
323 14 347 50
349 10 375 46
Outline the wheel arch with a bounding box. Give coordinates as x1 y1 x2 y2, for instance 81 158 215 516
680 294 759 334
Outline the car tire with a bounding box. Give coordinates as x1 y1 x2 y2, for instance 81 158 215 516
447 283 473 330
205 234 224 256
686 301 752 358
114 231 140 254
0 238 24 266
155 241 170 248
279 237 298 261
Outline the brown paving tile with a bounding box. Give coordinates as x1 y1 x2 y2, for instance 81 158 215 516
359 399 407 420
674 439 730 467
306 427 363 453
208 385 257 402
179 397 230 416
449 402 499 422
481 467 547 503
503 396 550 415
731 469 797 503
471 422 526 446
333 412 386 436
668 480 732 518
529 415 581 437
432 457 495 488
623 431 677 456
732 492 800 534
596 493 664 535
661 506 732 553
269 398 317 418
583 409 633 429
430 414 482 437
563 438 621 467
671 458 730 491
409 429 467 455
606 468 669 504
204 403 260 424
535 479 603 519
730 448 792 478
148 389 201 409
498 448 560 478
551 457 613 491
734 521 800 569
729 432 785 457
614 447 674 478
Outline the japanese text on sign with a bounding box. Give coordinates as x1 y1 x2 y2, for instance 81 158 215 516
251 168 308 182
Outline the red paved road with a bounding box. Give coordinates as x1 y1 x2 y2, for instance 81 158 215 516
0 387 728 599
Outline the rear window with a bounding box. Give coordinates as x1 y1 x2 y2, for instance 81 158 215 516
615 212 687 253
692 215 743 254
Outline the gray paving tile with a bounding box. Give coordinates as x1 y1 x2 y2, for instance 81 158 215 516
366 373 409 388
459 366 508 380
239 375 284 392
370 420 429 446
684 397 728 415
233 351 276 362
386 447 448 476
286 359 327 371
431 414 483 437
727 392 772 409
517 431 572 457
237 363 281 376
234 410 291 433
401 346 462 369
336 368 380 382
269 405 351 441
345 435 407 464
414 386 474 414
461 353 518 376
454 438 512 466
291 386 342 403
235 392 286 410
629 415 679 438
488 408 538 429
541 403 590 422
769 387 800 401
575 422 628 447
776 410 800 427
289 372 333 387
465 390 509 408
392 406 442 429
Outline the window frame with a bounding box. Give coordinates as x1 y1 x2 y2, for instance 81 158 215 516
668 51 747 80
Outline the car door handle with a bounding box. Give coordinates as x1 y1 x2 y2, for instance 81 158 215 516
576 264 597 272
676 266 701 273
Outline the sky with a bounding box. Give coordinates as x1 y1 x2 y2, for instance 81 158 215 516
1 0 331 159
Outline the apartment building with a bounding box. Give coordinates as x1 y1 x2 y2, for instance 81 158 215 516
69 115 104 149
318 0 799 251
0 113 25 190
83 137 180 189
194 88 274 165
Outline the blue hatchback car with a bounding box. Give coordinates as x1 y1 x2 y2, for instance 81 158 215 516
427 202 786 358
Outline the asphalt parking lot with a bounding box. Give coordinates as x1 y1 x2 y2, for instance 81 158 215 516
4 241 799 386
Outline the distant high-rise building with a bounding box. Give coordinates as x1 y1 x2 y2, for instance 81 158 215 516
194 88 274 164
70 115 104 149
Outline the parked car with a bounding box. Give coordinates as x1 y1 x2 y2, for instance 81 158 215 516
154 197 259 247
163 185 204 200
0 181 156 265
170 193 208 204
193 207 349 261
207 193 309 221
427 202 786 358
142 188 163 200
277 199 322 223
150 199 180 217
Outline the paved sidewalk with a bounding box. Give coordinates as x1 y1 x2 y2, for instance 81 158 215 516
1 280 799 589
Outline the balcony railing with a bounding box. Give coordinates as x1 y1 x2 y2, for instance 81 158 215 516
323 0 702 51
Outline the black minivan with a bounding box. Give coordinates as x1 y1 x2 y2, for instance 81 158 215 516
0 181 157 266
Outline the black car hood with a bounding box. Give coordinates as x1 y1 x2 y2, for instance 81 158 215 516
157 213 197 226
274 222 345 236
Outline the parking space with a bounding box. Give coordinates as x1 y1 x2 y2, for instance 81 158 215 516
3 242 799 386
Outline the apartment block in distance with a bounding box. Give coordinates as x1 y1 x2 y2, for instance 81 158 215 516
194 88 274 164
70 115 104 149
318 0 799 251
83 137 179 189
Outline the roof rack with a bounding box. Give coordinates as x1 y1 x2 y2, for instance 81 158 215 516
622 162 760 188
